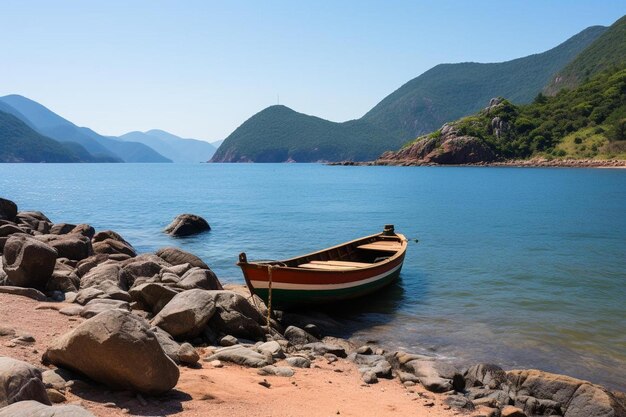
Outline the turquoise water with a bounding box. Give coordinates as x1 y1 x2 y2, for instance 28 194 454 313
1 163 625 390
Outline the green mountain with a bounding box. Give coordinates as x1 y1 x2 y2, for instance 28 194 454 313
545 15 626 95
212 24 608 162
210 105 398 162
361 25 607 142
383 66 626 163
119 129 216 162
0 110 84 162
0 95 171 163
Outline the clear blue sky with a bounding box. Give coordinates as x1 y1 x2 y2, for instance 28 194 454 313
1 1 624 141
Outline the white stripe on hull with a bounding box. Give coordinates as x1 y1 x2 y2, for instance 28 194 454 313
250 263 402 291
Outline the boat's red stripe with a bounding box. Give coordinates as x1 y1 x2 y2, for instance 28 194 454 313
242 254 405 285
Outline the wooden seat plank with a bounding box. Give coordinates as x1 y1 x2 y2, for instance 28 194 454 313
357 242 401 251
310 260 372 268
298 263 356 270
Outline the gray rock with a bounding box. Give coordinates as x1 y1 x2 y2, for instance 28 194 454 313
506 369 626 417
207 290 266 340
0 356 50 407
301 342 347 358
50 223 76 235
362 371 378 384
397 371 420 383
403 359 464 392
151 289 216 339
257 365 294 377
465 363 508 390
444 395 475 410
35 234 92 262
0 198 17 222
0 285 47 301
284 325 318 346
128 282 178 314
0 400 95 417
285 356 311 368
2 235 57 289
155 247 209 269
47 264 80 293
257 341 285 359
74 287 106 305
121 257 165 286
79 298 130 318
220 335 239 347
356 345 373 355
79 263 131 301
59 305 83 316
349 353 392 378
177 267 222 290
92 232 136 257
0 224 27 238
69 224 95 239
204 345 271 368
44 309 179 395
16 211 52 234
164 214 210 237
178 342 200 365
42 368 77 391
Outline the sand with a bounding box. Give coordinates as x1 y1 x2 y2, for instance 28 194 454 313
0 293 485 416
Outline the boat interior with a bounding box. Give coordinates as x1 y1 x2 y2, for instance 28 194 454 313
276 233 404 270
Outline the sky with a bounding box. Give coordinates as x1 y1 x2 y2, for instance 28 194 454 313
1 1 624 141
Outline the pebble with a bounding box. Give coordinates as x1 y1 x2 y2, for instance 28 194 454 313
258 379 271 389
103 402 117 408
209 360 223 368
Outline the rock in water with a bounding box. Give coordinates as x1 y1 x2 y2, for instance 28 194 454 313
44 309 179 395
0 356 51 407
164 214 210 237
2 235 57 289
151 289 216 339
0 400 95 417
0 198 17 222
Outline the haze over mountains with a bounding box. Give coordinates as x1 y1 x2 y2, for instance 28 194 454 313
0 95 218 163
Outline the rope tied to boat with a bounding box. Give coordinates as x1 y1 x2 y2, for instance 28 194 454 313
266 264 274 330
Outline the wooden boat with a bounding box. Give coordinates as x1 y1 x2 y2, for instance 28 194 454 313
238 225 407 308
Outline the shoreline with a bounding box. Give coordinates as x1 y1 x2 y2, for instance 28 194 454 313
1 197 625 416
329 157 626 168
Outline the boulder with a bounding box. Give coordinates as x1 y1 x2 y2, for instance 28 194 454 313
44 309 179 394
0 198 17 222
257 365 294 377
0 356 50 407
285 356 311 368
155 247 209 269
129 282 178 314
257 341 285 359
465 363 508 390
74 287 106 305
204 345 271 368
50 223 77 235
92 239 136 257
152 327 200 366
207 290 266 340
284 325 319 346
164 214 211 237
348 353 392 378
80 263 131 300
75 254 110 278
35 234 92 261
16 211 52 234
0 400 95 417
177 267 222 290
506 369 626 417
151 289 216 339
402 360 464 393
47 266 80 293
121 255 167 285
69 224 95 239
0 224 27 238
79 299 130 318
2 235 57 289
301 342 347 358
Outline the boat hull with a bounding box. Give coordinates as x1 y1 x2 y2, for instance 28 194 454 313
240 249 406 308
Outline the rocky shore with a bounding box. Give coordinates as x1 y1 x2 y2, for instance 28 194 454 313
330 158 626 168
0 196 625 417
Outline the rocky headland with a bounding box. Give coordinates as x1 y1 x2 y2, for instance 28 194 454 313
0 196 625 417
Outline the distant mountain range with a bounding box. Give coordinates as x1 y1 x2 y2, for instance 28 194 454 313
118 129 216 163
0 95 217 163
213 21 611 162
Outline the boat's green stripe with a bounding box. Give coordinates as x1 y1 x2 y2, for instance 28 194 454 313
254 269 400 307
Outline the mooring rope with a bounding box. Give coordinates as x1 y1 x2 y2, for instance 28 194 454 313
266 264 274 330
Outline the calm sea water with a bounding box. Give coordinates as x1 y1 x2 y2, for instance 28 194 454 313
1 163 625 390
